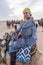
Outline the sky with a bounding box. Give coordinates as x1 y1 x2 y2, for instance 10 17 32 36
0 0 43 21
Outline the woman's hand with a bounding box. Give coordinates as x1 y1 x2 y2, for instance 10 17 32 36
18 33 22 39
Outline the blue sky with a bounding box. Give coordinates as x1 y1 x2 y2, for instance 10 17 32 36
0 0 43 21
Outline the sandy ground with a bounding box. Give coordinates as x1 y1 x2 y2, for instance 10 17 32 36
0 21 43 65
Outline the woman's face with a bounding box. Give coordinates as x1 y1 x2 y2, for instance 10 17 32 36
23 12 31 19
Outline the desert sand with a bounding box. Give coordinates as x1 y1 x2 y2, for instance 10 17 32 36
0 21 43 65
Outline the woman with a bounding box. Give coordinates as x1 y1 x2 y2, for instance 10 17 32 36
9 8 37 65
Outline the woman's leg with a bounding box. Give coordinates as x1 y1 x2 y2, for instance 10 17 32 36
10 52 16 65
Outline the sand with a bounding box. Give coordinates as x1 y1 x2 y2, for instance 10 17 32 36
0 21 43 65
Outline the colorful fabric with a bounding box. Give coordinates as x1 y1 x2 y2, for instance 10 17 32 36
16 46 31 64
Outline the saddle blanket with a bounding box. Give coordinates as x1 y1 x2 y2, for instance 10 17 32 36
16 46 31 64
